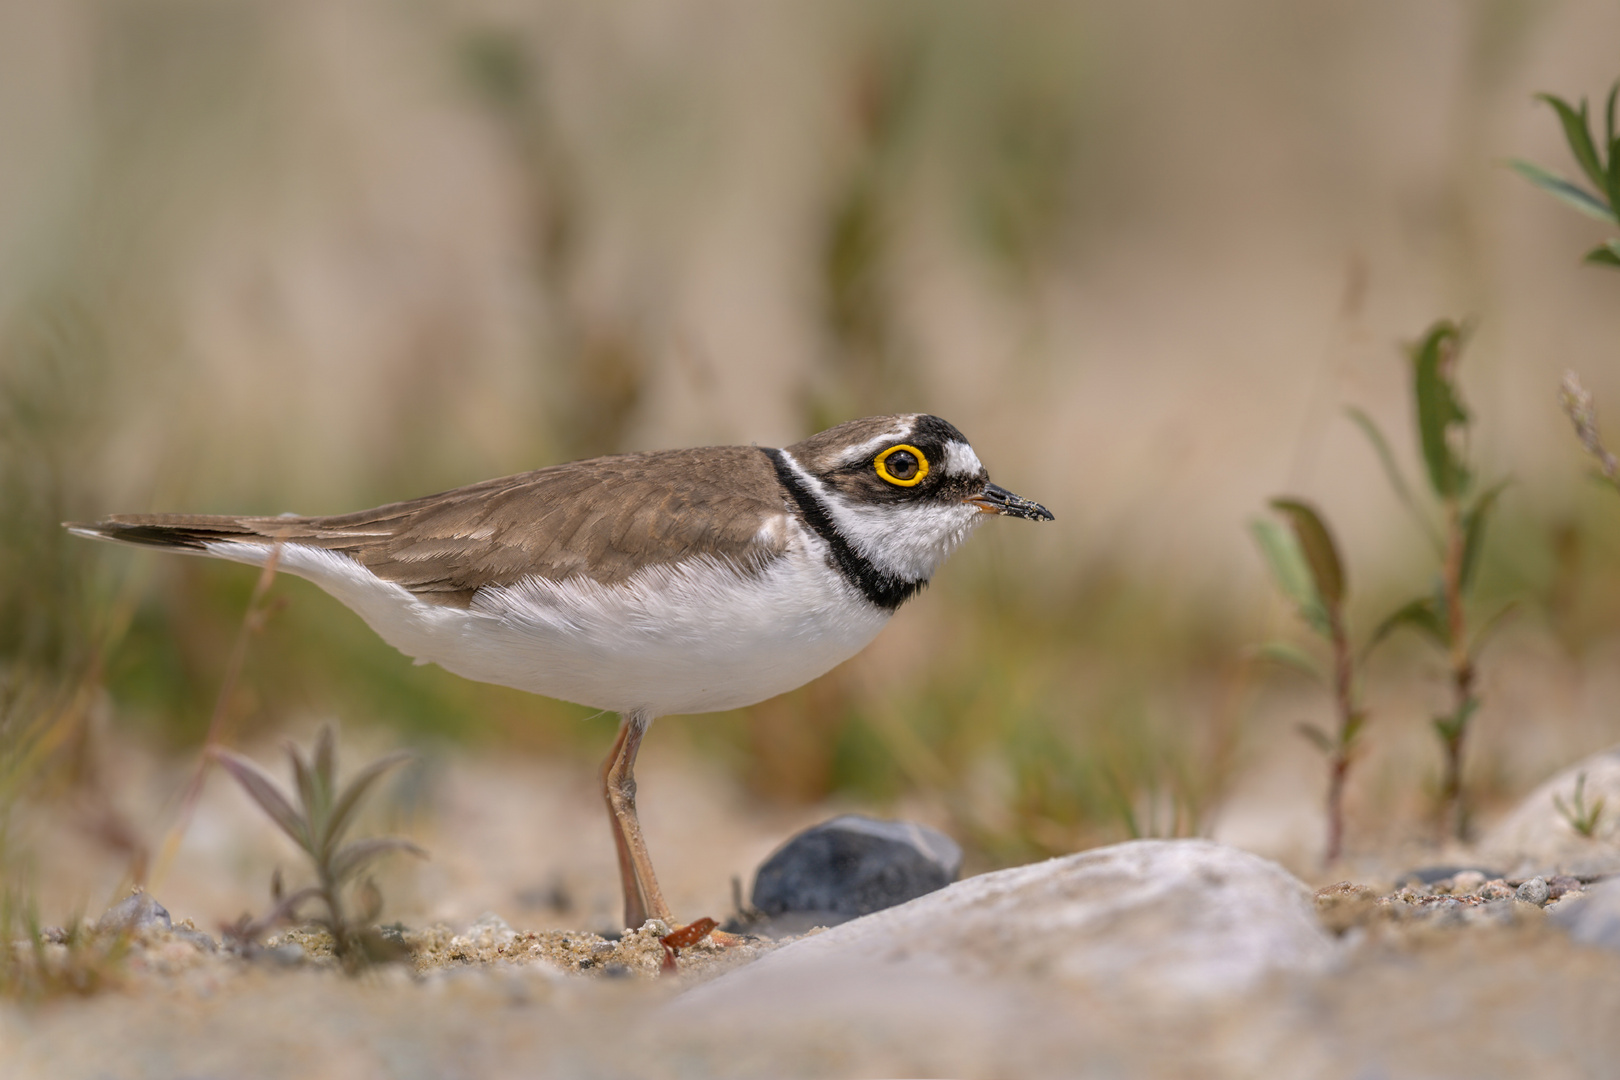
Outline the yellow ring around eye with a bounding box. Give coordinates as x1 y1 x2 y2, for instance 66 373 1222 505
874 444 930 487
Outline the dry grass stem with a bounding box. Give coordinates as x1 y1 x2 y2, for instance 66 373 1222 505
1560 370 1620 488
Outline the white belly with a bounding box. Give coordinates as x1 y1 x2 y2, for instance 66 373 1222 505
206 541 891 717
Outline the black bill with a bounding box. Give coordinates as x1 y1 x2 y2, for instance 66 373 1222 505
968 481 1054 521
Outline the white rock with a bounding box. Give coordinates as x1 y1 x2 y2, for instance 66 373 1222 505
1480 747 1620 877
1550 878 1620 950
466 911 517 948
679 838 1334 1020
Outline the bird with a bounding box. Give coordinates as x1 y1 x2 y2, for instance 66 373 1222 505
68 413 1052 932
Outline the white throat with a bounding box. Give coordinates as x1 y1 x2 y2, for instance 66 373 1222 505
776 451 987 584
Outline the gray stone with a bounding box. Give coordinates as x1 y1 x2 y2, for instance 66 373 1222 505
170 925 218 951
1516 877 1550 906
685 839 1334 1022
1549 877 1620 950
96 892 171 935
750 815 962 924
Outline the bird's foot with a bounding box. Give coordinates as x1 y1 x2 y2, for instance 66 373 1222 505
656 917 753 972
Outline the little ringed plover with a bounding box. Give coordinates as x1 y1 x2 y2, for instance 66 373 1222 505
69 413 1052 931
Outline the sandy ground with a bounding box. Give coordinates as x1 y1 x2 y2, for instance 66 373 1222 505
4 704 1619 1078
2 881 1618 1079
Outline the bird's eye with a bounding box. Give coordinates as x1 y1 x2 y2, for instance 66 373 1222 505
874 444 929 487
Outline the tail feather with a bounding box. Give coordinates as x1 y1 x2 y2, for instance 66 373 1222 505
64 514 308 552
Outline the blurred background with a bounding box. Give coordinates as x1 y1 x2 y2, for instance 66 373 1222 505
3 0 1620 927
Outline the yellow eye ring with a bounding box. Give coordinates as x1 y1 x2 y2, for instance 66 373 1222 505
874 444 930 487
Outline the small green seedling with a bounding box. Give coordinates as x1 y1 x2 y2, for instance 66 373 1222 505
1510 80 1620 268
1553 772 1606 839
1251 498 1362 865
213 725 424 970
1350 321 1512 842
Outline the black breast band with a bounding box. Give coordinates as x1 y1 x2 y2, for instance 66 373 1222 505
763 448 923 612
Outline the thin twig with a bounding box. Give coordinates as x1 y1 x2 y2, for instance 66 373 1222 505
149 542 284 891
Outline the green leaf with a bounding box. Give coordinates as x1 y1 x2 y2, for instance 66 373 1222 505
1432 697 1481 743
1364 596 1448 658
1410 320 1469 499
212 748 312 856
1249 518 1330 636
1345 406 1442 550
1508 159 1616 222
289 747 319 827
1342 710 1368 749
1585 240 1620 268
1459 480 1509 592
1269 498 1346 609
322 751 417 859
1295 723 1334 755
328 836 427 883
1608 81 1619 149
1251 641 1327 685
1537 92 1607 195
312 725 337 831
1607 134 1620 218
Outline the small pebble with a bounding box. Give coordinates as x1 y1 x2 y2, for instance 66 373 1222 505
1480 880 1515 901
1547 875 1582 900
97 892 172 935
1516 878 1550 906
752 815 962 922
1449 871 1486 895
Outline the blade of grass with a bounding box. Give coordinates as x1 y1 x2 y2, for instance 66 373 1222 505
1251 641 1327 685
1608 81 1618 150
210 748 311 854
1508 160 1615 221
1537 92 1607 194
329 837 427 882
323 751 417 857
1345 406 1442 550
1460 480 1509 591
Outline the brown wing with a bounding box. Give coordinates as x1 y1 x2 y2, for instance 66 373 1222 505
72 446 792 606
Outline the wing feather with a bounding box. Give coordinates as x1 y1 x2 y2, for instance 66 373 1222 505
70 446 793 606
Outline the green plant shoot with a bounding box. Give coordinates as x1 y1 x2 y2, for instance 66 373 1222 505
1510 80 1620 268
1353 321 1511 842
213 725 424 970
1251 498 1362 864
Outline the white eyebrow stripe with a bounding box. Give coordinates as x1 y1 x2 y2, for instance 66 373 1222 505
839 426 914 466
942 441 983 476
